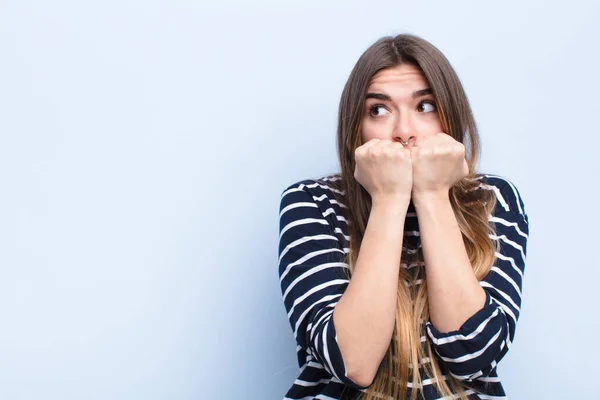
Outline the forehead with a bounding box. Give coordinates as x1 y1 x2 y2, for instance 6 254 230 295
367 64 429 92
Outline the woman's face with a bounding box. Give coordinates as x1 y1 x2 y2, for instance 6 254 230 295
360 63 443 148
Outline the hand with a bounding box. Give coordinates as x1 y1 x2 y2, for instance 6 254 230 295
354 138 413 204
409 133 469 197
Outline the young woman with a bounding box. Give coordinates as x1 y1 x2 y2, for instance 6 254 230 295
277 34 529 400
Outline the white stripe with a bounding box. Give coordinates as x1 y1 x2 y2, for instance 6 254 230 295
427 308 500 345
280 217 330 241
315 395 340 400
280 201 318 218
280 246 346 284
279 234 339 263
480 281 521 313
312 194 328 201
433 389 477 399
492 186 510 212
483 173 524 216
477 375 501 382
293 293 344 338
285 393 340 400
306 305 335 334
322 207 336 218
307 361 325 369
494 251 524 279
303 182 346 195
312 194 347 209
333 227 350 242
294 378 331 387
450 390 477 399
437 327 502 363
322 207 348 223
450 369 483 381
310 308 335 341
281 187 304 198
490 266 522 297
336 215 347 223
490 233 526 263
281 258 348 300
330 199 347 208
321 319 337 378
489 296 518 333
489 215 528 239
290 280 345 320
279 247 348 286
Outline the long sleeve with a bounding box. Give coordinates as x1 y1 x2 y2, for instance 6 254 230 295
278 181 371 390
425 176 530 381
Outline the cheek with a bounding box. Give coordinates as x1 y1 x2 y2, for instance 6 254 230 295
360 118 390 142
417 115 444 135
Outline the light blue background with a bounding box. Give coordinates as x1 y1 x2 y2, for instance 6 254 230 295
1 1 599 399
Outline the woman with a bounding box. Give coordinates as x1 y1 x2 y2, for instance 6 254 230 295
277 33 529 400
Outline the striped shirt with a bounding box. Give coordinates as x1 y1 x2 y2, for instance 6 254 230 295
277 173 529 399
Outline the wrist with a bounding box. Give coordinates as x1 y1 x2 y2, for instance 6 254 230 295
371 195 410 213
411 190 450 207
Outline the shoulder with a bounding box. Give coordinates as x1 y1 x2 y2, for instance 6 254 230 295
473 173 527 218
280 173 345 205
279 174 348 242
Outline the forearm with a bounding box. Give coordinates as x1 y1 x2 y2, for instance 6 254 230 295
413 191 486 333
333 196 407 387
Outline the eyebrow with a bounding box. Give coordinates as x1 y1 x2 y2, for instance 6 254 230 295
365 88 433 101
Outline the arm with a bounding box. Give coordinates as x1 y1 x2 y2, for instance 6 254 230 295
278 183 407 388
334 195 408 387
415 178 529 381
412 191 487 332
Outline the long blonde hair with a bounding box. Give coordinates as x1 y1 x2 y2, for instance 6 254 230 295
327 34 500 399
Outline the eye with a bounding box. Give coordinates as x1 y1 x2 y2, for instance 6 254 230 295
418 100 437 113
369 104 390 117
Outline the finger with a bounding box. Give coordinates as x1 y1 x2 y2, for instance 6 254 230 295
411 136 430 150
355 138 378 157
360 137 382 151
410 136 420 148
413 134 437 147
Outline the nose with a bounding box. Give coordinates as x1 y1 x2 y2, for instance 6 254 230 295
395 136 414 146
393 114 416 146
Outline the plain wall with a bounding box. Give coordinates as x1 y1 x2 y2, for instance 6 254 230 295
1 0 599 399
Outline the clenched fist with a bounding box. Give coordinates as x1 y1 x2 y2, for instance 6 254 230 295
410 132 469 196
353 138 413 205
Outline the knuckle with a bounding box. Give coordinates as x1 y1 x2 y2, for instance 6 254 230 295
368 147 381 157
